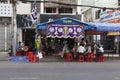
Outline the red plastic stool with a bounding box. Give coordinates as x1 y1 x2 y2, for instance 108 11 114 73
16 51 22 56
78 55 84 62
86 55 92 62
86 52 95 62
33 55 39 62
98 55 104 62
66 53 73 62
28 51 34 62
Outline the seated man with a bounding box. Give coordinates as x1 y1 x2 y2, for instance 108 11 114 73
17 41 24 56
76 44 86 59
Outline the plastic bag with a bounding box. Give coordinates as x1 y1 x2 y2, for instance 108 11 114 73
37 51 43 59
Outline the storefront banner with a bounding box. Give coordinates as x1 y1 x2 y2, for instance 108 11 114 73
100 11 120 22
47 24 84 38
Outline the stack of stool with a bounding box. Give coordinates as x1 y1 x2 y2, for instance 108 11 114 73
66 53 73 62
28 51 34 62
78 55 84 62
86 52 95 62
28 52 39 63
86 54 93 62
98 55 104 62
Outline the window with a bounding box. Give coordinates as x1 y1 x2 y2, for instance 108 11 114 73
45 7 56 13
59 7 72 13
118 0 120 6
0 17 2 22
0 0 7 3
95 10 101 19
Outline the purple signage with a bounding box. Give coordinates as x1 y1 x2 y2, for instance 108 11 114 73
47 24 84 38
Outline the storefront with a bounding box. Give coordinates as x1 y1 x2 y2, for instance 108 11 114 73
100 10 120 54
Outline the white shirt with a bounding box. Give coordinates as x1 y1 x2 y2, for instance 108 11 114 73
98 47 104 53
77 46 86 53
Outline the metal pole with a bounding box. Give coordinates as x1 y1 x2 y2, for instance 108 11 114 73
12 1 17 56
95 28 98 62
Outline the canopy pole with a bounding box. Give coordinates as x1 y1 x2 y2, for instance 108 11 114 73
95 28 98 62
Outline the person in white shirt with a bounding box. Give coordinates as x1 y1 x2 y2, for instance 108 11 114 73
76 44 86 59
97 44 104 56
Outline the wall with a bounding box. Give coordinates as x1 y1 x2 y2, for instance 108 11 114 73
94 0 118 8
0 3 12 52
16 2 31 15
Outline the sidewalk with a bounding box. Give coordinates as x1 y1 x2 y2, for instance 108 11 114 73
40 55 66 62
0 52 10 61
0 52 120 62
104 54 120 62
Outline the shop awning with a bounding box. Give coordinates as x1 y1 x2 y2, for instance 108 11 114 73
37 19 120 32
37 23 46 29
88 23 120 32
37 17 95 30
